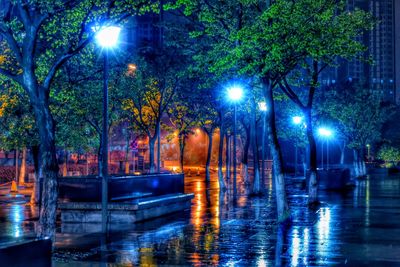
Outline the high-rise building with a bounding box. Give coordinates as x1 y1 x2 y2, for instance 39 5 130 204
324 0 400 104
395 0 400 103
369 0 396 101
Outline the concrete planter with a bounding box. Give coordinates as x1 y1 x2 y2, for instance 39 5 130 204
58 173 184 202
59 193 194 227
306 168 353 191
317 168 352 190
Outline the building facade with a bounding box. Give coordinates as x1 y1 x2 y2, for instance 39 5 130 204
325 0 400 104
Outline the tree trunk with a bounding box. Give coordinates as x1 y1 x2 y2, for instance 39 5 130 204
15 149 19 184
217 114 226 191
340 141 346 165
304 108 318 205
97 136 103 176
157 126 161 173
205 128 214 182
30 146 41 205
240 121 250 184
125 131 130 175
250 100 261 195
353 149 360 177
263 78 290 222
18 148 27 186
32 99 59 240
178 135 186 172
359 148 366 176
149 136 156 173
225 133 231 179
301 148 307 178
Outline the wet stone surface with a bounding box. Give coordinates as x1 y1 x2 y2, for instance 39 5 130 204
1 172 400 266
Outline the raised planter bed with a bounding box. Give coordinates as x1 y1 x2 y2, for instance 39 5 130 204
59 193 194 224
58 173 184 202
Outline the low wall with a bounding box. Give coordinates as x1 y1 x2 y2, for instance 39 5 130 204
58 173 185 202
0 239 52 267
306 168 352 190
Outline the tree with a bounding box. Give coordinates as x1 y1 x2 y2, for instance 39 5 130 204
170 0 293 221
53 50 126 175
266 0 373 204
0 0 156 239
0 80 41 201
321 85 392 176
166 101 200 172
377 145 400 168
122 55 178 173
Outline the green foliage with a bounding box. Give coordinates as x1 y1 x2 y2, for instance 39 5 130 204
319 85 393 150
121 54 177 139
377 145 400 167
0 81 37 150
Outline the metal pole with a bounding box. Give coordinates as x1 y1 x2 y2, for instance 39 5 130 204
101 50 109 233
327 140 329 170
295 144 298 176
233 104 237 196
261 112 266 189
321 139 324 169
157 126 161 173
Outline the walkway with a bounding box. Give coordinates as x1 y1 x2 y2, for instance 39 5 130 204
1 172 400 266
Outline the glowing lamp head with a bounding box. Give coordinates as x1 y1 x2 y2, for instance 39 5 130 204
227 86 243 101
258 102 267 111
318 127 333 138
292 116 303 125
95 26 121 48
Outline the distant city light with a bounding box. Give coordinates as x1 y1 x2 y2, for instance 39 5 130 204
227 86 243 101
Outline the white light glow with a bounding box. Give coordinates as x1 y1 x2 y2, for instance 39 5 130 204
292 116 303 125
318 127 333 138
227 86 243 101
258 102 267 111
95 26 121 48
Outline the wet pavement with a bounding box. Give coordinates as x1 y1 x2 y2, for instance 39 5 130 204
1 172 400 266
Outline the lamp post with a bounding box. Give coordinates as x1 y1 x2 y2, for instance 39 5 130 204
227 86 243 196
292 116 303 176
95 25 121 233
258 102 267 188
366 144 371 162
318 127 333 170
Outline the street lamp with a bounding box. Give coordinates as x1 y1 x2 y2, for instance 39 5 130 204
227 85 244 196
292 116 303 176
95 25 121 233
258 101 267 187
318 127 333 170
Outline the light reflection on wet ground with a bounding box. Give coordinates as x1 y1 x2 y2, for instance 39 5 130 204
0 195 37 244
1 172 400 266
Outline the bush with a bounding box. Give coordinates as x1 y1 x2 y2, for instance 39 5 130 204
377 145 400 168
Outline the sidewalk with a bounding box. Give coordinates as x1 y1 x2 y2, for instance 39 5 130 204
0 183 32 202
